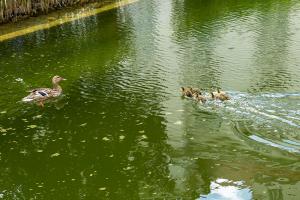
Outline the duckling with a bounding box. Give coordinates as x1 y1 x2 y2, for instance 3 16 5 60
191 88 201 95
22 75 66 107
211 89 230 101
193 92 207 104
180 87 193 98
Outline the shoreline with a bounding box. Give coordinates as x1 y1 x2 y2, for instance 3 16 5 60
0 0 138 42
0 0 113 24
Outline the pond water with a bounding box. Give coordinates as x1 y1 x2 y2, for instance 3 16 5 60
0 0 300 199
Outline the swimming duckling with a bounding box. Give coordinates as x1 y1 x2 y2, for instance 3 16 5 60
193 92 207 104
211 89 230 101
191 88 201 95
180 87 193 98
22 75 66 107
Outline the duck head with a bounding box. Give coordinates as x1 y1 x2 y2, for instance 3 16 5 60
52 75 66 84
181 87 194 97
211 92 215 99
193 93 206 103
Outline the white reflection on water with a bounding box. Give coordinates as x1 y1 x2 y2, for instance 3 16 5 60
249 135 300 153
197 178 252 200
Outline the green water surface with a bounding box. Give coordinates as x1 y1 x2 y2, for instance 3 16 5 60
0 0 300 199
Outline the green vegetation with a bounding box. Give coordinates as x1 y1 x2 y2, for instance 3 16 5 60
0 0 110 24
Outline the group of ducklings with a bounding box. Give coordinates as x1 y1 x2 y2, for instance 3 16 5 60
180 87 230 103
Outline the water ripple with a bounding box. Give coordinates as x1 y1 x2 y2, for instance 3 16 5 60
205 92 300 153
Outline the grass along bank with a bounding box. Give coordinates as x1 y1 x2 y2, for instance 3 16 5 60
0 0 112 24
0 0 138 42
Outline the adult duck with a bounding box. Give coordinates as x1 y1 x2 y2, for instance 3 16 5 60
22 75 66 107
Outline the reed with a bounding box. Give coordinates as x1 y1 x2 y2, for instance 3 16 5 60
0 0 108 24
